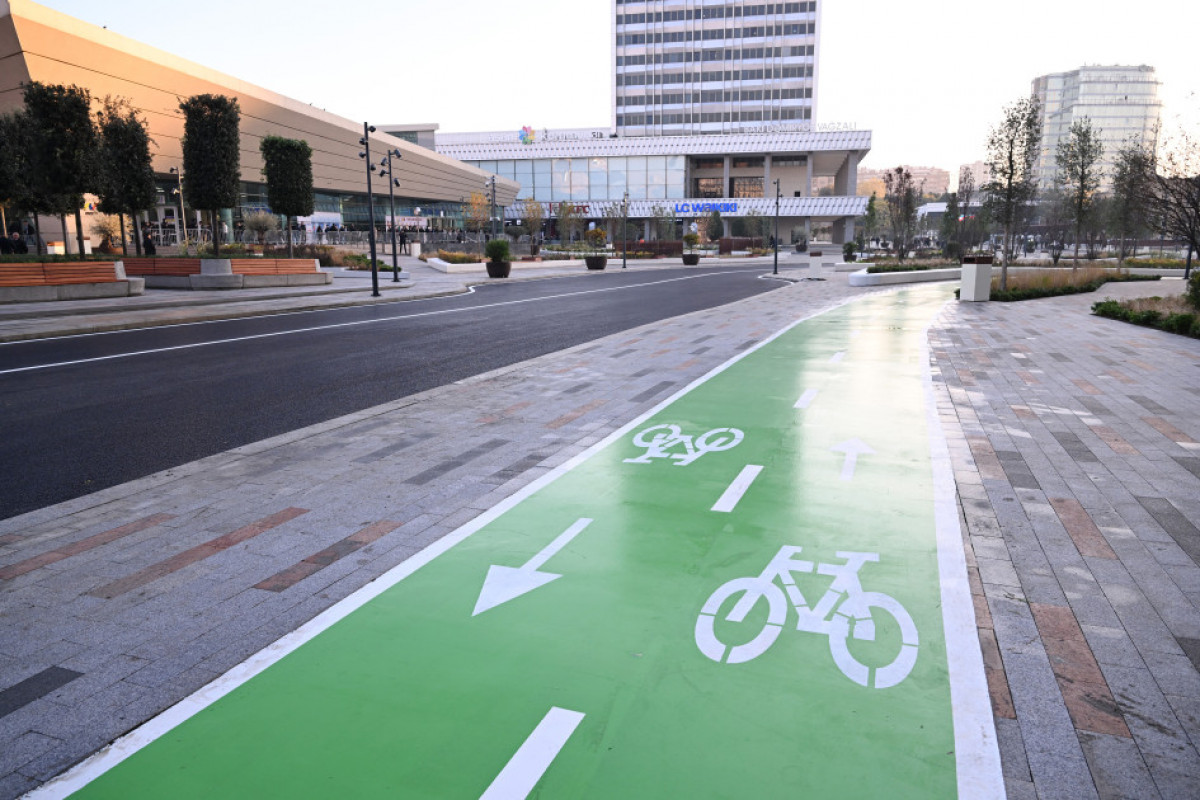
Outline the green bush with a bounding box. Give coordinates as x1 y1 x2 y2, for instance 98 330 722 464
1163 313 1197 334
1192 317 1200 337
1131 309 1163 326
1126 257 1186 269
484 238 511 262
435 250 481 265
1188 272 1200 310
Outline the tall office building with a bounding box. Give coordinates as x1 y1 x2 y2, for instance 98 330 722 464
613 0 820 137
1031 65 1161 190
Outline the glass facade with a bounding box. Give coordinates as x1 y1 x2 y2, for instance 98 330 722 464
466 156 686 202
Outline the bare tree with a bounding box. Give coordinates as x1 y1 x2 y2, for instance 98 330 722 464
956 166 979 253
1108 139 1153 263
985 96 1041 289
1144 126 1200 278
882 166 918 262
1055 118 1104 266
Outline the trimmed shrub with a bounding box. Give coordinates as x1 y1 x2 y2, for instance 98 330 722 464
1188 272 1200 311
1163 313 1198 334
484 238 511 262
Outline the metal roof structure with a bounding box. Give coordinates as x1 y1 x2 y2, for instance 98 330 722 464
505 195 868 220
438 129 872 162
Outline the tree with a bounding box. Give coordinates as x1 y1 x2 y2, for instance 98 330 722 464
861 193 879 244
940 192 960 260
243 210 279 246
0 112 31 241
1038 188 1071 265
984 96 1041 290
260 135 314 259
466 192 490 235
179 94 241 258
705 209 722 241
95 97 156 256
743 208 770 244
882 166 918 262
956 167 979 254
1108 139 1153 263
1143 126 1200 279
555 201 580 243
652 204 677 240
1055 118 1104 265
23 82 98 256
520 197 544 243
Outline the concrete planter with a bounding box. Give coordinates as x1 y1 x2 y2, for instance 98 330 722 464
682 253 701 266
960 262 993 301
486 260 511 278
585 256 608 270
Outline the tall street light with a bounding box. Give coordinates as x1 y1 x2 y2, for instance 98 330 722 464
358 122 380 298
486 175 498 240
168 166 187 255
379 149 403 282
773 177 781 276
622 190 629 269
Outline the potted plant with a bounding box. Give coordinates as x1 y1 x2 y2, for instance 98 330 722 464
794 235 808 253
842 241 857 263
682 232 701 266
485 238 511 278
584 227 608 270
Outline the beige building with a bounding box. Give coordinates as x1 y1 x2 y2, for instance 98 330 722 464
857 165 949 197
0 0 517 242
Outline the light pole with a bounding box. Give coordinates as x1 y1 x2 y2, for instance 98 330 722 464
358 122 380 297
168 166 187 255
622 190 629 269
773 178 781 276
486 175 498 240
379 149 402 282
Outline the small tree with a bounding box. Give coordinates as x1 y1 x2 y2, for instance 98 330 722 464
466 192 490 236
985 96 1041 289
705 209 722 241
956 167 979 253
861 193 879 245
556 201 580 243
179 94 241 258
95 97 156 256
1144 126 1200 279
1038 188 1071 265
521 197 544 244
883 166 918 262
1055 118 1104 266
23 82 98 256
243 210 279 246
941 192 960 260
260 135 314 258
0 112 31 241
652 204 677 240
1108 139 1153 263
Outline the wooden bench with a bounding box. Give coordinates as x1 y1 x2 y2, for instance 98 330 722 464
230 258 319 275
0 265 49 286
0 262 119 286
122 258 203 276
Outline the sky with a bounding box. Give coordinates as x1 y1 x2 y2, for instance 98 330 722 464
40 0 1200 187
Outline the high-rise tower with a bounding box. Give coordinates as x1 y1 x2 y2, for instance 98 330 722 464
613 1 820 137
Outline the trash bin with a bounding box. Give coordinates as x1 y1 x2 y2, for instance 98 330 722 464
960 256 994 302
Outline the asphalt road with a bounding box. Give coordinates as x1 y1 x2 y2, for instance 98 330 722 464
0 266 784 520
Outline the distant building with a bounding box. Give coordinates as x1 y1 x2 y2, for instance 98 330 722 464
1031 65 1161 190
956 161 989 191
857 165 949 197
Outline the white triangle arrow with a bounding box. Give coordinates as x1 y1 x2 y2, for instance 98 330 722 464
831 438 875 481
472 518 593 616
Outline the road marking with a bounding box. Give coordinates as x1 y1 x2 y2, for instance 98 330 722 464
624 424 744 466
0 271 758 376
711 465 763 513
829 351 845 363
830 438 875 481
473 518 592 616
479 707 585 800
794 388 819 409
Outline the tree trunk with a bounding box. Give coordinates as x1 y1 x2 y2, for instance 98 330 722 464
60 215 70 255
212 210 220 258
286 217 293 259
33 214 42 255
119 213 128 256
1073 220 1081 268
1000 224 1012 291
1186 246 1193 281
74 208 86 257
133 215 142 256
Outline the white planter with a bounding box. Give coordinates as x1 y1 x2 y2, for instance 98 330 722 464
960 263 992 301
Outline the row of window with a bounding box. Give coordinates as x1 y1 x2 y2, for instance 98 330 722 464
616 87 812 106
695 177 765 198
617 23 814 45
616 2 816 19
468 156 688 203
618 65 814 85
617 107 812 126
616 45 813 66
692 155 806 170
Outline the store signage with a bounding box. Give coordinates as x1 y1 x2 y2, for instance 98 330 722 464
519 126 536 145
550 202 591 216
675 202 738 214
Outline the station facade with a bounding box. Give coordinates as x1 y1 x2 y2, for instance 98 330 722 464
435 126 869 244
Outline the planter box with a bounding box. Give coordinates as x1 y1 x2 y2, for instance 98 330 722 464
585 256 608 270
962 255 994 265
486 260 511 278
960 262 992 301
682 253 701 266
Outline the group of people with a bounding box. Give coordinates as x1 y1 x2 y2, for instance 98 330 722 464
0 229 29 254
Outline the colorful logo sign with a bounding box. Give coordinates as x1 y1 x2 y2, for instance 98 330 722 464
675 202 738 214
518 126 536 145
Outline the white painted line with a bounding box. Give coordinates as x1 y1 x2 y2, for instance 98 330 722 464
829 351 845 363
30 292 867 798
794 388 819 409
711 465 764 512
472 518 592 616
479 707 584 800
922 300 1005 799
830 438 875 481
0 270 754 376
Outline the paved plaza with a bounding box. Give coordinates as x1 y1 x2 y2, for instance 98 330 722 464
0 265 1197 797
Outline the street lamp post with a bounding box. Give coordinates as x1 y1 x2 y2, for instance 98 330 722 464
486 175 498 240
358 122 380 297
622 190 629 269
168 166 187 255
773 178 781 276
379 149 403 282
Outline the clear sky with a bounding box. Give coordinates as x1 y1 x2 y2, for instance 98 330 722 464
38 0 1200 186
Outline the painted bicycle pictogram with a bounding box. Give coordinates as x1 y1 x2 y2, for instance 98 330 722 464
695 546 919 689
624 424 744 466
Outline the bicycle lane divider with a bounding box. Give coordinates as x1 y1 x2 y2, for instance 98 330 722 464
48 284 1001 799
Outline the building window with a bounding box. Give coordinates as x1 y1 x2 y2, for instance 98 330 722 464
694 177 724 198
732 156 764 169
732 177 764 198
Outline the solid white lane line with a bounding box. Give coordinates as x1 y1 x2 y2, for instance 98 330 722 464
711 465 764 513
479 707 585 800
794 388 819 409
0 270 753 376
829 351 845 363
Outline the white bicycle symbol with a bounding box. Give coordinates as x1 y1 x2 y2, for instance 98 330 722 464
625 423 744 466
695 546 919 689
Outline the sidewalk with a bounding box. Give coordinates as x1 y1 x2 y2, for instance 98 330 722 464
1 274 1197 797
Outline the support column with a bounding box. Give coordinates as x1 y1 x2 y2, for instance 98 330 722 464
723 155 731 197
834 150 859 197
804 157 813 198
722 218 731 237
764 154 772 197
643 219 652 241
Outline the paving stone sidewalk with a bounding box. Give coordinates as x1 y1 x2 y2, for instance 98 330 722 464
0 269 852 797
930 278 1200 799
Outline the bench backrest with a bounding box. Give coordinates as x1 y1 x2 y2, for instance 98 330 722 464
0 262 118 286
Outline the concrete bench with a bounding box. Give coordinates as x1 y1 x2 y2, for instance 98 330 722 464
0 261 143 302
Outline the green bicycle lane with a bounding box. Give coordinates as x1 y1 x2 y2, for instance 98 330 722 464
55 284 1001 799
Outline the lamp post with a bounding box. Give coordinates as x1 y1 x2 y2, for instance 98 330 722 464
773 177 781 276
379 149 403 282
622 190 629 269
358 122 380 297
486 175 498 240
168 166 187 255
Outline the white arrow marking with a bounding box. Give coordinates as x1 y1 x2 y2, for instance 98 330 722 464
472 518 592 616
829 351 846 364
711 465 764 513
831 438 876 481
479 707 585 800
794 388 819 409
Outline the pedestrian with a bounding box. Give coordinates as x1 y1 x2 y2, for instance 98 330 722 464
11 231 27 254
399 229 408 255
142 230 157 255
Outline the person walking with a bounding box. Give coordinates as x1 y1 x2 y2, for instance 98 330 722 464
142 230 157 256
